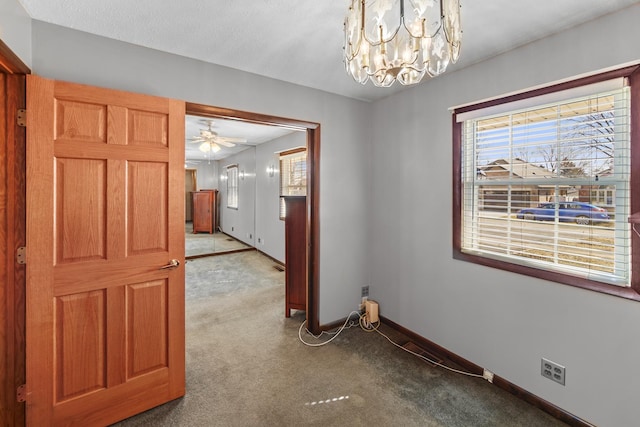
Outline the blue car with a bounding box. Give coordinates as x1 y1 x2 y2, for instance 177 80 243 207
516 202 610 225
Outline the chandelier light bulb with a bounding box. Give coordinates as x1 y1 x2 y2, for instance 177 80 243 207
344 0 462 87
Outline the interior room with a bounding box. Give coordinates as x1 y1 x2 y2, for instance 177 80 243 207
183 115 305 259
2 1 640 426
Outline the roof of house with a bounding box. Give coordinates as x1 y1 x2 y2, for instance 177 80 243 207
482 158 556 179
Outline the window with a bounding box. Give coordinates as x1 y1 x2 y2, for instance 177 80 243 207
226 164 238 209
279 148 307 219
453 65 640 299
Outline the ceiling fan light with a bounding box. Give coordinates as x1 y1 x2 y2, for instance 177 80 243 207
199 142 210 153
211 143 221 153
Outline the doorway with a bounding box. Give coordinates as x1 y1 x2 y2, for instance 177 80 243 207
185 102 321 333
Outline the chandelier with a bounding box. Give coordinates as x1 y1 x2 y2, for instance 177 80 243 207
344 0 462 87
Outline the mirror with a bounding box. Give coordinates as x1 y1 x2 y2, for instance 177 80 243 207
185 115 304 259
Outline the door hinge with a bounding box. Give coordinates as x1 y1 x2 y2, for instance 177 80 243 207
17 384 26 403
17 109 26 127
16 246 26 264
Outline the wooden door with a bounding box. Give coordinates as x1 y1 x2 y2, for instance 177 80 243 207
192 191 213 234
25 76 185 426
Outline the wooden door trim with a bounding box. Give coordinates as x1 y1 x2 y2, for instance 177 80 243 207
0 39 30 75
0 38 28 427
186 103 321 334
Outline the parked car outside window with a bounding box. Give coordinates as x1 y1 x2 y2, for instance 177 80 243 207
516 202 610 225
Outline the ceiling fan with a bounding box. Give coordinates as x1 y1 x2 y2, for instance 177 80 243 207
188 119 247 153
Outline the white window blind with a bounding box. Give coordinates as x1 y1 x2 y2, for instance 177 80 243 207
279 149 307 219
226 164 238 209
461 87 631 286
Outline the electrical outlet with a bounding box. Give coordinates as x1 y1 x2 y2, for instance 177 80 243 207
361 286 369 298
482 369 494 383
231 226 234 232
541 358 565 385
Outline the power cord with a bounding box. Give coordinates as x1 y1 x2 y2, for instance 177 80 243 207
371 325 484 379
298 310 484 379
297 310 361 347
358 312 380 332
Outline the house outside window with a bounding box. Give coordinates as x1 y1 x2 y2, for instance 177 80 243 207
453 66 640 299
279 148 307 219
226 164 238 209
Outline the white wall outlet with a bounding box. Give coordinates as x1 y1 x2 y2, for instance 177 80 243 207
361 285 369 298
482 369 494 383
541 358 565 385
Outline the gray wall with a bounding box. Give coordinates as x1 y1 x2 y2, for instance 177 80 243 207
26 20 373 325
369 5 640 427
0 0 31 67
216 131 306 263
217 148 256 246
255 131 307 263
191 161 218 191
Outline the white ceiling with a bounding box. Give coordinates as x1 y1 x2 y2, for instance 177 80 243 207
18 0 640 103
17 0 640 159
185 115 297 161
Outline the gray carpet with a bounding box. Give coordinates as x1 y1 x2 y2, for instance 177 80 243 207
113 251 566 427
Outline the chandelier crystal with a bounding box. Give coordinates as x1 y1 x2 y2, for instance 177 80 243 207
344 0 462 87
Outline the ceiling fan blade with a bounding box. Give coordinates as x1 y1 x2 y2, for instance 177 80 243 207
217 136 247 143
215 140 236 148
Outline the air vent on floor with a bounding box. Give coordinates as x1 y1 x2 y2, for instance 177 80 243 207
273 264 285 272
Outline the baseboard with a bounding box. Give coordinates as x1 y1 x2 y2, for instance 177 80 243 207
220 231 253 248
256 249 284 267
318 312 361 332
380 316 594 427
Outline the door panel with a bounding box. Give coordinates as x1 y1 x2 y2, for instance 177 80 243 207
127 279 168 378
55 158 107 263
55 290 107 402
128 161 168 254
26 75 185 426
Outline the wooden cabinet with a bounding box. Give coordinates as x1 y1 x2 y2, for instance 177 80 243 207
192 190 217 234
284 196 306 317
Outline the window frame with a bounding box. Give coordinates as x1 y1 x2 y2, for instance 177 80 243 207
226 164 239 209
452 64 640 301
279 147 307 220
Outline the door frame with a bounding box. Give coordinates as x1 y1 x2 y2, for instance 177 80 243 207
186 103 321 334
0 38 29 427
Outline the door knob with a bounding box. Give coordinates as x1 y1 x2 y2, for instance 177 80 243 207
159 259 180 270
